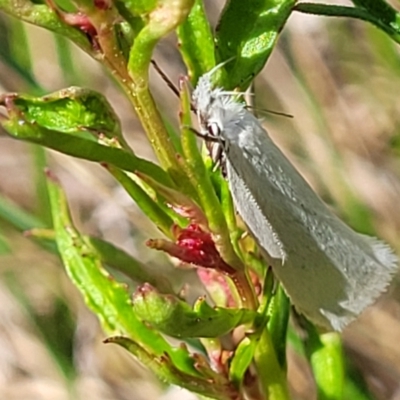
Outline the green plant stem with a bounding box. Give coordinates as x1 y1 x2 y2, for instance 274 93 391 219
80 0 195 178
88 8 128 77
230 270 258 310
126 0 194 171
127 84 179 171
294 2 400 43
254 328 290 400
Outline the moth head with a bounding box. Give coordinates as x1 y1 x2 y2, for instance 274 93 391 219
192 61 245 141
206 120 222 138
192 60 234 122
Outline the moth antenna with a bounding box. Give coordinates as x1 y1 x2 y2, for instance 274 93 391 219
246 105 294 119
151 60 198 113
150 59 180 99
220 90 249 96
203 57 236 80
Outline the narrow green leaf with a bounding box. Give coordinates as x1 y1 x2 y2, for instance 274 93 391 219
305 326 345 400
254 327 290 400
25 227 176 294
0 195 56 252
106 336 237 400
105 165 174 237
127 0 194 171
4 87 129 149
238 269 290 399
136 171 201 225
267 285 290 369
0 194 171 294
0 195 46 231
177 0 216 83
351 0 400 32
88 237 174 293
229 335 257 387
294 2 400 44
133 284 257 338
216 0 296 89
128 0 194 78
1 100 172 186
46 172 203 378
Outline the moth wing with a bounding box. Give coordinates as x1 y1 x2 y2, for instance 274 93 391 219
223 115 397 330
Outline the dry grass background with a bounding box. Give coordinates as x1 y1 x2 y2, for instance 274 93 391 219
1 1 400 399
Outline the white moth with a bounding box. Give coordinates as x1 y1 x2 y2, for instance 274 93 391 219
192 68 398 331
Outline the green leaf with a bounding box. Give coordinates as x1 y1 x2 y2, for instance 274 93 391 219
0 195 56 252
0 195 46 231
105 165 175 237
216 0 296 89
0 193 172 295
25 227 176 294
106 336 237 400
132 284 257 338
46 172 203 378
253 327 290 400
136 171 201 223
243 269 290 400
229 335 257 388
305 326 345 400
351 0 400 32
4 87 128 148
0 93 172 186
294 2 400 44
177 0 216 83
267 285 290 369
88 236 174 293
0 0 92 54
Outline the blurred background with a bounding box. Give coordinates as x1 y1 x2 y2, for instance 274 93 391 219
1 0 400 399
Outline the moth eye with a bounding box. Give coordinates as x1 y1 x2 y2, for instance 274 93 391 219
207 122 221 137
